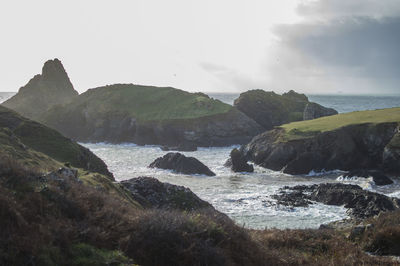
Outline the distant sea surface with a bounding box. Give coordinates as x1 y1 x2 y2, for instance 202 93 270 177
2 91 400 229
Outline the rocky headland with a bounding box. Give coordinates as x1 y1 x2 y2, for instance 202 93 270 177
234 89 337 130
240 108 400 176
2 59 78 120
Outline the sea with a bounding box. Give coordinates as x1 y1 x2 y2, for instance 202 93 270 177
2 91 400 229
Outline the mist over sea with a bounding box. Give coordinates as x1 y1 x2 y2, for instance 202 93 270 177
2 91 400 229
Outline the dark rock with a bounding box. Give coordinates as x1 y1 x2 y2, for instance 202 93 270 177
149 152 216 176
303 102 338 120
383 130 400 174
348 225 366 240
344 169 393 186
121 176 214 211
234 89 337 130
242 122 399 175
225 148 253 172
272 183 400 219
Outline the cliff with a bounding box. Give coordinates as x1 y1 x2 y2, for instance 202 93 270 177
2 59 78 120
41 84 263 146
241 107 400 175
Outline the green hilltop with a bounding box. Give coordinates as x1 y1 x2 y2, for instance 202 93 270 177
46 84 232 122
280 107 400 140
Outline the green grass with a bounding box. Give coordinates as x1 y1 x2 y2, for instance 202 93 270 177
280 107 400 140
57 84 232 121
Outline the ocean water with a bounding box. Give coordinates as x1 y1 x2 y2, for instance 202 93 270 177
2 91 400 229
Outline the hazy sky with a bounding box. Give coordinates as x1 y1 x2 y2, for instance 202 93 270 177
1 0 399 94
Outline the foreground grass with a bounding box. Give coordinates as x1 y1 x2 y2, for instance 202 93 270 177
280 107 400 140
1 156 398 265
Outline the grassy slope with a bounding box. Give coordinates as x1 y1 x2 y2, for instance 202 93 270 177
0 106 111 177
53 84 232 121
280 107 400 140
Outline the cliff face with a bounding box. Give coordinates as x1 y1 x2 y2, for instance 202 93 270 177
234 89 338 130
2 59 78 120
241 108 400 175
0 105 112 178
41 84 264 146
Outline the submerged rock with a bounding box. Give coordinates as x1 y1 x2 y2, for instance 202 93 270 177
149 152 216 176
224 148 253 172
272 183 400 219
121 176 214 211
161 142 197 152
343 169 393 186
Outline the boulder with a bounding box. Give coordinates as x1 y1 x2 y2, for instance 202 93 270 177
149 152 216 176
121 177 214 211
272 183 400 219
303 102 338 120
343 170 393 186
225 148 253 172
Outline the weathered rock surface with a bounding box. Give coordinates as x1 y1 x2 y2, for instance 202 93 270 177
272 183 400 219
241 123 400 175
2 59 78 120
121 176 214 211
41 84 264 146
303 102 338 120
343 170 393 186
149 152 216 176
224 148 254 172
234 89 337 130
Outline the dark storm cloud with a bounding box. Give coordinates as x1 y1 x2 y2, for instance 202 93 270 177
270 0 400 94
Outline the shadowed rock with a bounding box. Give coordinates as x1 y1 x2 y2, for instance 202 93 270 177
272 183 400 219
303 102 338 120
225 148 253 172
121 176 215 211
149 152 215 176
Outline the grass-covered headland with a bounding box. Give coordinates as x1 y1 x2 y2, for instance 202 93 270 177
281 107 400 141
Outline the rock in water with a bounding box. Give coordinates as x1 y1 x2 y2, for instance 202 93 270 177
272 183 400 219
149 152 216 176
121 176 214 211
303 102 338 120
225 148 253 172
343 169 393 186
2 59 78 120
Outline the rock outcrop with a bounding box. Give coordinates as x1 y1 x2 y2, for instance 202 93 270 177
234 89 337 130
0 105 113 178
2 59 78 120
272 183 400 219
121 176 215 211
303 102 338 120
241 121 400 175
40 84 263 147
149 152 215 176
224 148 254 172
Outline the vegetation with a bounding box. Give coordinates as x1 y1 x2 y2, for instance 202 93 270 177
0 105 112 177
280 107 400 141
45 84 232 122
1 155 398 265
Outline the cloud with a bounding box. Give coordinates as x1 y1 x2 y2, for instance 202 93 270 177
267 0 400 94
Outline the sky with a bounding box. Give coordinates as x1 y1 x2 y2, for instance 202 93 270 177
0 0 399 94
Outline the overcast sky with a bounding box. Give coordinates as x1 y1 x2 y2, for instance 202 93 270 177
1 0 399 94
